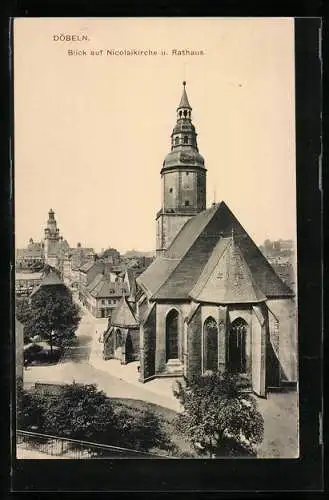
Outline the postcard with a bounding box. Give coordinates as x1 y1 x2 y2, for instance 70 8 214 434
14 17 299 463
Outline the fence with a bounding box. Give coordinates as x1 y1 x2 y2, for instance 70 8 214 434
16 430 169 459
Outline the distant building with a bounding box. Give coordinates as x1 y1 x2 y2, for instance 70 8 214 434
15 271 44 297
100 247 121 265
63 243 95 284
83 271 129 318
16 238 44 269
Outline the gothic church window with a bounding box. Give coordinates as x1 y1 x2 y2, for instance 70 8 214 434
115 329 122 348
203 317 218 373
228 318 247 373
166 309 179 361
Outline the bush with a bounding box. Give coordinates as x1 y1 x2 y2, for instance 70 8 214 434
173 372 264 457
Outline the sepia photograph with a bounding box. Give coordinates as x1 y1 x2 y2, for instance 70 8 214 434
13 17 299 462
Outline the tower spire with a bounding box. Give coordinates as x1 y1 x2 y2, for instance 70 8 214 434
177 81 192 111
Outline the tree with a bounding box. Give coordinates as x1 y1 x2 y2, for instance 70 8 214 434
22 285 81 350
173 372 264 457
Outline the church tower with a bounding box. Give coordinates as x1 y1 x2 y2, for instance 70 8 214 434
156 82 207 256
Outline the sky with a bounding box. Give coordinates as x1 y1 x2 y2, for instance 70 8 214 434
14 18 296 253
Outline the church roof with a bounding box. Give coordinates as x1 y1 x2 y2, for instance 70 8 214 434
190 236 267 303
110 296 138 328
137 201 294 302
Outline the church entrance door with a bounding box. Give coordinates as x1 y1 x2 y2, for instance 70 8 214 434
228 318 247 373
125 333 133 363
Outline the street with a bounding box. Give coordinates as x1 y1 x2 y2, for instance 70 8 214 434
23 301 182 412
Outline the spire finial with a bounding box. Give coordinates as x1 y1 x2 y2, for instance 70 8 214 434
183 80 186 87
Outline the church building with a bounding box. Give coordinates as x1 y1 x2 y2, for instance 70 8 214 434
136 82 297 397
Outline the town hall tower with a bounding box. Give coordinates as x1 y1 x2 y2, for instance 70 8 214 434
156 82 207 256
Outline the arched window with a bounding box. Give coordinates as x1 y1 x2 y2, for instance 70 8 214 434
203 317 218 372
228 318 247 373
115 328 122 348
179 110 182 118
183 110 187 117
166 309 179 361
183 135 188 144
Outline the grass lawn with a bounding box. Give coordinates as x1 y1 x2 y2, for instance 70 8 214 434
111 397 197 457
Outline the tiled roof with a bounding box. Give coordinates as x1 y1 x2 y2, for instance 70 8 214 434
87 273 129 299
137 201 293 301
79 260 96 272
111 296 138 328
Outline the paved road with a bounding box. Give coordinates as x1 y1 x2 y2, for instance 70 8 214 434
24 306 181 411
